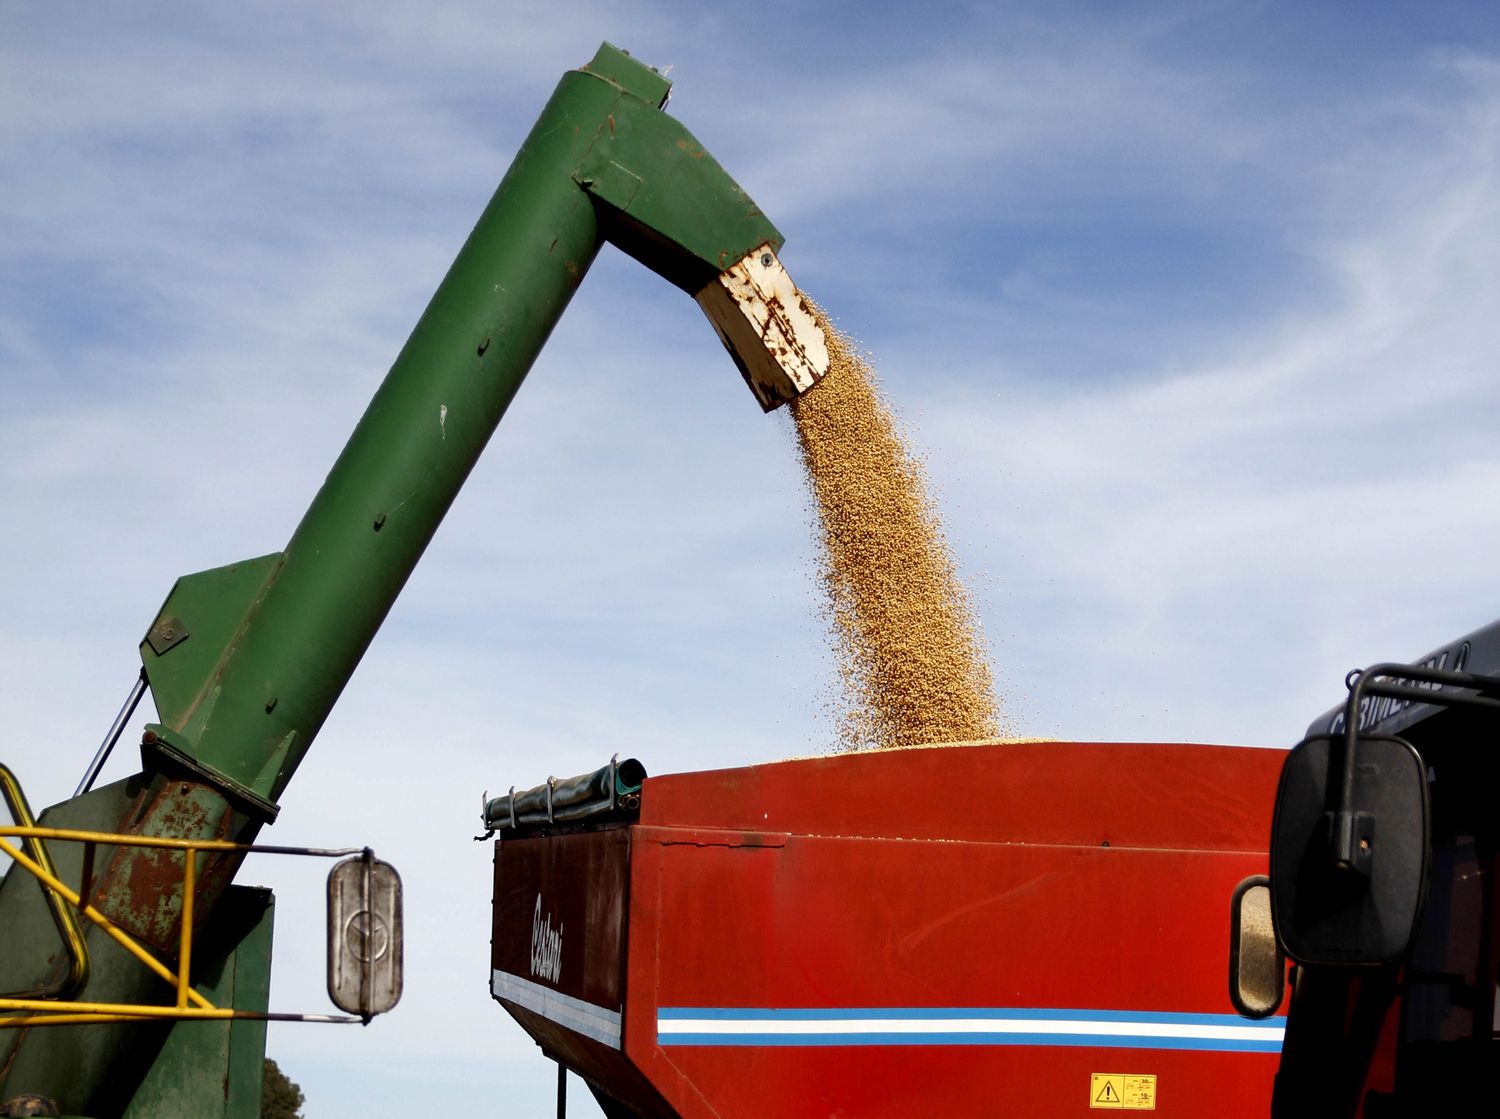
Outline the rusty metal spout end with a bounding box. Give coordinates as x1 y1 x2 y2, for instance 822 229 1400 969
694 244 830 411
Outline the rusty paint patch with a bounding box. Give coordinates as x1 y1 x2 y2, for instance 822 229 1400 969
695 244 829 409
93 779 249 953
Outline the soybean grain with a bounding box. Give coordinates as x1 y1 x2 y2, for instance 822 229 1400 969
790 324 1001 750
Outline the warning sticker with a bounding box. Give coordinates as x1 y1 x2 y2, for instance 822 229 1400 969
1090 1073 1156 1110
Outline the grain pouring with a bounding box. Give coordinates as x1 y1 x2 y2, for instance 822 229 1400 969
790 321 1001 750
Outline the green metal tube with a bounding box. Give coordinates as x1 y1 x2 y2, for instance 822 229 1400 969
182 65 614 801
140 41 785 805
1 42 798 1114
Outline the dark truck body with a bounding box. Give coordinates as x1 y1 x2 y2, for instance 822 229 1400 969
1269 619 1499 1115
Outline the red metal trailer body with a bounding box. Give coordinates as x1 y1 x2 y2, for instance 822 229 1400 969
491 740 1286 1117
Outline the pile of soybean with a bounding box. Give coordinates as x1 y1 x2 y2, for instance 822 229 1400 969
790 325 1001 750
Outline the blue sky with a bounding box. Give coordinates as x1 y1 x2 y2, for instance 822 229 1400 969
5 2 1500 1113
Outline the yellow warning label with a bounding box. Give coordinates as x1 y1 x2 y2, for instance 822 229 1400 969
1090 1073 1156 1110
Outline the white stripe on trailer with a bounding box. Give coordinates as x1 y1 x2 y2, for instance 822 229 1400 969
658 1017 1281 1042
491 968 622 1049
655 1008 1286 1051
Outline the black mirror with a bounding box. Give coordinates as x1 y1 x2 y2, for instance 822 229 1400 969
1270 734 1428 966
1228 876 1283 1018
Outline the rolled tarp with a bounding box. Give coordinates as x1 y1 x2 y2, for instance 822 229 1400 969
484 757 646 832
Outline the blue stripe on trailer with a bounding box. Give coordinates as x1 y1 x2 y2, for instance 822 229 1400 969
655 1007 1285 1052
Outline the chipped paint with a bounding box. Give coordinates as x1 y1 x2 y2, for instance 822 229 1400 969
695 244 830 411
439 403 448 439
94 780 244 952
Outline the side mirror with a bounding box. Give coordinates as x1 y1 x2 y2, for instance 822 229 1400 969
1270 734 1428 966
327 853 404 1017
1228 876 1284 1018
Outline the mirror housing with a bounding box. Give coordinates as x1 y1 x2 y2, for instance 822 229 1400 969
1270 734 1429 966
327 853 404 1017
1228 876 1284 1018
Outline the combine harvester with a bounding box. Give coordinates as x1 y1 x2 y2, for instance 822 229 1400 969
3 42 1488 1119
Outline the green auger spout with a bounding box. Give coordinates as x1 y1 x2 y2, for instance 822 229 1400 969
0 42 829 1117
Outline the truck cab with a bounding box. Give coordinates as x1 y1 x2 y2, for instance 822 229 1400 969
1249 620 1499 1115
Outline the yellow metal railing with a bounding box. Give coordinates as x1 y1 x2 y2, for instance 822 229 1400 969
0 764 89 1002
0 773 369 1028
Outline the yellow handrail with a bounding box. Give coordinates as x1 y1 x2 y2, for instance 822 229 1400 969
3 824 253 850
0 809 367 1029
0 765 89 1000
178 842 196 1010
0 834 215 1013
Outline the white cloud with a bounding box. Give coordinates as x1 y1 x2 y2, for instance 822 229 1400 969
4 5 1500 1116
920 57 1500 746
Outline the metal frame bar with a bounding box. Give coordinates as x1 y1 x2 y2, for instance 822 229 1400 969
73 668 147 798
0 820 368 1028
1333 663 1500 866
